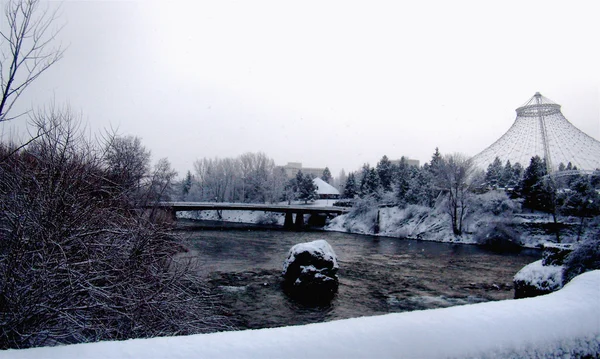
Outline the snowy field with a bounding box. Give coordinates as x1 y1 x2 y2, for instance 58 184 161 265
7 270 600 359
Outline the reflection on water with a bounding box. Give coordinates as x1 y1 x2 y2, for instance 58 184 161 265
176 220 541 330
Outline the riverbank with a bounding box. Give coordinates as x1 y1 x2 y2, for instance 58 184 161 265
176 203 595 249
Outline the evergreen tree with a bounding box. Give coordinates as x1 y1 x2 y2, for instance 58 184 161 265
321 167 332 184
395 157 411 203
519 156 548 211
358 164 371 196
403 166 435 207
181 170 193 199
485 157 503 189
428 147 443 176
361 168 381 197
558 162 566 172
501 160 514 188
512 162 524 184
298 173 318 203
376 155 394 192
566 162 573 171
343 172 358 199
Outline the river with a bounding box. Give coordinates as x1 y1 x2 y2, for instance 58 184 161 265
176 220 541 331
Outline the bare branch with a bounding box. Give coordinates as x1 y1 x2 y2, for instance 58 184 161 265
0 0 65 122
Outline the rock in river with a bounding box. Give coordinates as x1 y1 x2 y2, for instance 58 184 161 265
282 239 339 304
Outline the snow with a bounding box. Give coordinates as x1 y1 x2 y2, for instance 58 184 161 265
514 260 564 291
282 239 338 274
312 177 340 195
7 270 600 358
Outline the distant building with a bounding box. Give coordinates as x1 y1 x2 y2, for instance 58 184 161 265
390 157 420 167
313 178 340 199
279 162 325 179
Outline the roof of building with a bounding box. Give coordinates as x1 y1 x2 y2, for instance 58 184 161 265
313 178 340 195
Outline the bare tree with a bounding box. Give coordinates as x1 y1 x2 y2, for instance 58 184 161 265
0 109 230 349
437 153 476 235
0 0 65 122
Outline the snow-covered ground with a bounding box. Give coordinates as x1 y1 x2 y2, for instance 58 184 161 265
7 270 600 358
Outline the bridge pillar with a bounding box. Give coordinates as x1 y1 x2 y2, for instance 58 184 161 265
284 212 294 229
294 211 304 229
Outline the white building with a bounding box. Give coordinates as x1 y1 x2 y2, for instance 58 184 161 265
313 178 340 199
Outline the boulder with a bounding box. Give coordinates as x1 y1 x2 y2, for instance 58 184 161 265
513 260 563 299
282 239 339 304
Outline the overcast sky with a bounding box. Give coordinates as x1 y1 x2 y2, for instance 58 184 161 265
3 0 599 177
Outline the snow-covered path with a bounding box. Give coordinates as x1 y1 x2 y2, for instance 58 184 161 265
6 271 600 359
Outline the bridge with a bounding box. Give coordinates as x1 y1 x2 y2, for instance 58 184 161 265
152 202 350 229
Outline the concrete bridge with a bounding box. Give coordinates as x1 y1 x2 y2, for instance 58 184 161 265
152 202 350 229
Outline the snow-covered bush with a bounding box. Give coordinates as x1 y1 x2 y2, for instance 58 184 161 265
563 238 600 284
256 212 280 226
474 222 522 252
339 196 379 234
513 260 563 298
468 190 521 217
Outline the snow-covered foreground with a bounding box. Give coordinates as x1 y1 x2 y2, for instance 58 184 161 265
7 271 600 359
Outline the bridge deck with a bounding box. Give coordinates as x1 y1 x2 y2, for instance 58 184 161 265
153 202 349 215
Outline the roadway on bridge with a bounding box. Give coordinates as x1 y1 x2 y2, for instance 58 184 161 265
155 202 349 215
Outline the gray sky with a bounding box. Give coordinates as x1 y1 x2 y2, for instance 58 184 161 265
3 0 599 177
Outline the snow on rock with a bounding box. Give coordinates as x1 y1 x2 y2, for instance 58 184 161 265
282 240 339 304
514 260 564 299
8 270 600 359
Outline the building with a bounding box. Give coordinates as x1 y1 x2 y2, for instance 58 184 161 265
390 158 420 167
279 162 325 179
313 178 340 199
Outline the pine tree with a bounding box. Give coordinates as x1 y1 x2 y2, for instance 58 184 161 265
343 173 358 199
501 160 513 188
395 157 411 203
519 156 548 211
321 167 332 184
298 173 318 203
429 147 443 176
361 168 381 197
485 157 503 189
182 170 193 199
376 155 394 192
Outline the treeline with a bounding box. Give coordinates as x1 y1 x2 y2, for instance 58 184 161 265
0 111 229 349
176 154 326 204
340 149 600 238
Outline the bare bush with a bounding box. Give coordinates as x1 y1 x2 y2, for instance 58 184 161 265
0 110 230 349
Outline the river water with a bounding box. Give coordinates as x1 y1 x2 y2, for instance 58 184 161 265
176 220 541 331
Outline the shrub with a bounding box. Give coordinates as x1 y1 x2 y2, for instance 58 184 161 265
563 237 600 284
256 212 280 226
0 112 229 349
474 222 522 252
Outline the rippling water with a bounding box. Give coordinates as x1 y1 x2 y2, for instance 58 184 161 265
176 220 541 330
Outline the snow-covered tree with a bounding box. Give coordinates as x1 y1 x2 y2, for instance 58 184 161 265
519 156 548 211
485 157 503 189
395 157 411 203
321 167 332 184
343 172 358 199
296 171 318 203
436 153 475 235
361 167 381 198
376 155 394 192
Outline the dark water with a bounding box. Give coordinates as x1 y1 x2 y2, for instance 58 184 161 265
176 220 541 330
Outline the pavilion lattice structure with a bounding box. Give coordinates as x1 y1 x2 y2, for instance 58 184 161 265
472 92 600 173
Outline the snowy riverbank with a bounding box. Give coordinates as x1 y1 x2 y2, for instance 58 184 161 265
8 270 600 358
